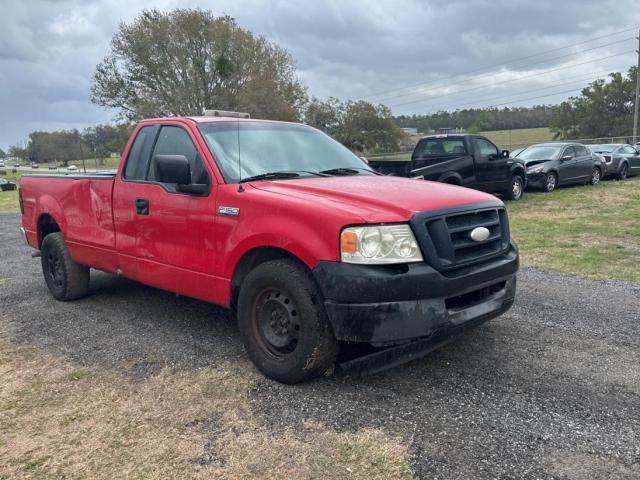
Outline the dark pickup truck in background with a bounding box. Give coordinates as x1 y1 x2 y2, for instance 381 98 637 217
369 134 527 200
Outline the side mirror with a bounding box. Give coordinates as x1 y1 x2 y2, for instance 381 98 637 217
501 150 510 158
155 155 191 185
561 155 572 162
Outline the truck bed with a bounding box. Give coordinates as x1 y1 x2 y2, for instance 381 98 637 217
20 173 118 272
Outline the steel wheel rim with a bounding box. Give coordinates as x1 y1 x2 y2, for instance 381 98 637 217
252 288 300 358
592 169 600 184
47 251 63 288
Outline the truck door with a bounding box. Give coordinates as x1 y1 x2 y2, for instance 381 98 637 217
472 137 509 190
113 123 219 302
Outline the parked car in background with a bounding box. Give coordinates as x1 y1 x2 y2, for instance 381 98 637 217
67 165 78 171
520 143 603 192
0 178 17 191
368 134 527 200
0 161 5 168
31 163 39 169
588 144 640 180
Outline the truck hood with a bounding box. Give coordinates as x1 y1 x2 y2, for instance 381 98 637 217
251 175 500 223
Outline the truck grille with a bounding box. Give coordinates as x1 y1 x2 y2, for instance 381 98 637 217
410 204 510 272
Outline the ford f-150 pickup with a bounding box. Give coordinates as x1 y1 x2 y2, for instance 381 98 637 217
19 114 518 383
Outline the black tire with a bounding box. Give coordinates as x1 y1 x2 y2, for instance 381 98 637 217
589 167 601 185
503 174 524 201
617 163 628 180
237 259 338 384
543 172 558 192
40 232 90 301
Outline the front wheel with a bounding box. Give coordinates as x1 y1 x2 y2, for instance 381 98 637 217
237 259 338 384
543 172 558 192
617 163 628 180
589 167 601 185
40 232 90 301
503 175 524 201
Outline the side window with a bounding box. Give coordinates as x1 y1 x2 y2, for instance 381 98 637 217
621 145 636 154
123 125 158 180
562 146 576 158
576 145 589 157
148 126 210 185
475 138 499 158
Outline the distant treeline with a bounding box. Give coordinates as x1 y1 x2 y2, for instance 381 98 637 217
393 105 553 133
8 124 133 165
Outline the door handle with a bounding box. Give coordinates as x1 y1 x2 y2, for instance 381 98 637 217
135 198 149 215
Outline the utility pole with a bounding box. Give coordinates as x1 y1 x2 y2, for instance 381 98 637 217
634 28 640 143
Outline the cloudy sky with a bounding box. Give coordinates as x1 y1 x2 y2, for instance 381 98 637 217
1 0 639 150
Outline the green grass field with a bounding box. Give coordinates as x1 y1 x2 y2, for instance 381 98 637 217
507 176 640 282
480 127 554 149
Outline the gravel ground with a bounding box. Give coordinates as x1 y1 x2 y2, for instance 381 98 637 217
1 213 639 479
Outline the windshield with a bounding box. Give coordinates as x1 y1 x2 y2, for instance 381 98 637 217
590 144 616 153
517 146 563 161
197 121 374 183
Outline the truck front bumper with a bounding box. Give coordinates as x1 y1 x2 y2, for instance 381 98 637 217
313 243 518 344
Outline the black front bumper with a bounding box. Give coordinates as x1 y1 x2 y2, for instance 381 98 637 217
313 243 518 344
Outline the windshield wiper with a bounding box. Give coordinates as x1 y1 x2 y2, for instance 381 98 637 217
319 167 380 176
239 170 329 183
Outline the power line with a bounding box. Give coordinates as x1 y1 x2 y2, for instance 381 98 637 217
387 50 636 110
362 27 638 100
411 68 629 113
374 37 635 104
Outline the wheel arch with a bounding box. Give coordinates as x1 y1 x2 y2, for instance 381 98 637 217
230 246 310 309
37 213 62 248
437 172 463 185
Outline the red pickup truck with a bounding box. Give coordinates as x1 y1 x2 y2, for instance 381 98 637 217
19 114 518 383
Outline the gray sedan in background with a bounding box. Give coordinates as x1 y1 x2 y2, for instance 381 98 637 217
588 144 640 180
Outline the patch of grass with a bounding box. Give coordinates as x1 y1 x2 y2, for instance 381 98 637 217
0 339 413 479
508 177 640 282
480 127 554 149
0 190 18 213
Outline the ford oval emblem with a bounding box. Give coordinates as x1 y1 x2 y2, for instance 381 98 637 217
470 227 490 242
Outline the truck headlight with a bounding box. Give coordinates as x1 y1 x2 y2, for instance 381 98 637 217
340 224 423 264
527 165 545 174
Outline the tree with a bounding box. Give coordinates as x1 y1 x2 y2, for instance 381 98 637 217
0 148 6 159
305 98 404 152
91 9 307 122
83 124 133 165
8 144 28 161
550 67 637 140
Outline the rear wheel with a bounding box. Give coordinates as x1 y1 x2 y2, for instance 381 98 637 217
617 163 628 180
589 167 601 185
40 233 89 301
237 259 338 384
503 175 524 201
543 172 558 192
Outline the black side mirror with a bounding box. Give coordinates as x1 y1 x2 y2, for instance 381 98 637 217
155 155 191 184
501 150 510 158
561 155 572 162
